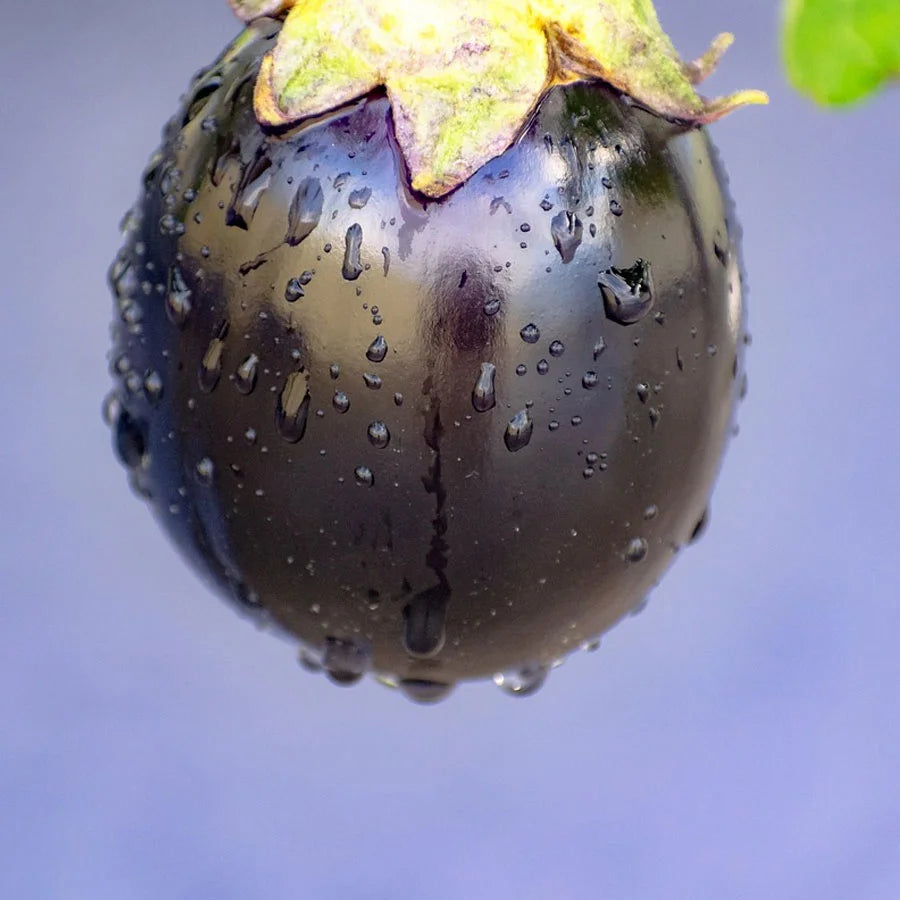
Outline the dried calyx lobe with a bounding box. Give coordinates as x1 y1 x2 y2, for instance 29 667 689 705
230 0 767 197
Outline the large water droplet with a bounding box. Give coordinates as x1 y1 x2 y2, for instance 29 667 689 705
275 371 311 443
348 186 372 209
286 177 323 245
367 421 390 449
472 362 497 412
520 323 541 344
199 335 226 393
599 260 654 325
493 663 548 697
234 353 259 394
504 408 534 452
332 390 350 413
365 334 388 363
403 594 447 658
165 265 192 327
342 223 363 280
114 409 147 469
550 211 583 262
399 679 455 704
625 537 648 562
322 636 370 686
227 153 272 229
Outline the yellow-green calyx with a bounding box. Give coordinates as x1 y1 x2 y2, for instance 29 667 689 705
231 0 768 197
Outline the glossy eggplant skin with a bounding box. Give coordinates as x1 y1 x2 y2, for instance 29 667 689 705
108 19 747 695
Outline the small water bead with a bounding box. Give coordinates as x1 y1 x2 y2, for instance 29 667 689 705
332 390 350 413
520 323 541 344
636 383 649 403
354 465 374 487
549 340 565 358
601 176 613 189
393 392 404 406
539 197 553 211
504 408 534 452
244 427 258 445
582 467 595 479
493 663 548 697
609 199 623 216
483 297 501 317
195 457 215 486
548 420 560 432
363 372 382 390
367 421 390 448
625 537 648 562
234 354 259 394
472 362 497 412
329 363 340 379
582 371 599 390
536 359 549 375
643 504 659 520
570 415 582 426
403 595 447 658
515 364 527 376
649 407 661 428
365 334 388 363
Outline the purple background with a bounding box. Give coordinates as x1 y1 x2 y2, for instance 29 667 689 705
3 1 899 896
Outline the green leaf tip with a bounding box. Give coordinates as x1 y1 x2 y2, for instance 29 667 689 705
231 0 768 197
783 0 900 106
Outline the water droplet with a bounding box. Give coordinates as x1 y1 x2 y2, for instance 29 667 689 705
227 153 272 229
520 323 541 344
165 265 192 327
689 508 709 543
365 334 388 363
403 594 447 658
322 636 370 686
625 537 648 562
636 383 649 403
582 467 594 479
340 223 364 281
648 407 660 428
354 465 374 487
195 457 215 486
199 336 225 393
363 372 382 390
539 197 553 211
381 246 390 276
504 408 534 452
643 504 659 520
609 199 623 216
593 338 606 360
284 277 305 302
234 353 259 394
483 297 501 317
493 663 548 697
582 371 598 390
516 364 527 376
536 358 549 375
367 420 390 448
143 370 163 404
348 186 372 209
332 390 350 413
114 410 147 468
286 177 323 245
549 340 565 358
393 392 404 406
599 259 654 325
472 362 497 412
399 679 455 704
275 371 311 443
550 211 583 262
244 427 257 445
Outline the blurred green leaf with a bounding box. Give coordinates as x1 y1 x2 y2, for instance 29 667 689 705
783 0 900 105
